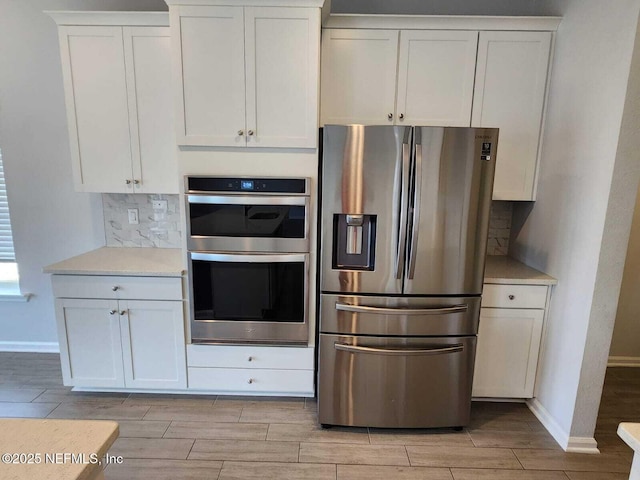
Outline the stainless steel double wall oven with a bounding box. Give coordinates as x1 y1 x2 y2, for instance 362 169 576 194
185 176 311 345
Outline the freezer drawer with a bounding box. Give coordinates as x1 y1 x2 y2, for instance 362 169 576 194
320 294 480 336
318 334 476 428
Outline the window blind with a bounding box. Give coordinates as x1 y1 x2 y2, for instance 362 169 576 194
0 149 16 262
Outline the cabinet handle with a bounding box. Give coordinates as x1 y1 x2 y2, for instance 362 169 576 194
248 356 254 362
247 130 254 136
109 310 117 315
133 179 140 185
399 113 404 120
508 295 515 300
388 113 393 120
119 310 127 316
112 286 119 291
238 130 244 136
248 378 255 384
125 180 132 185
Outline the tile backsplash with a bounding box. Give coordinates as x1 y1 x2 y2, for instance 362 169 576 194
102 194 512 254
487 201 513 255
103 194 182 248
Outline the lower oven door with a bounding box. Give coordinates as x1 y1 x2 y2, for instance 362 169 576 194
318 334 476 428
189 252 308 344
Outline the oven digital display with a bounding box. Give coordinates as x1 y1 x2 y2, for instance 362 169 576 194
241 180 254 190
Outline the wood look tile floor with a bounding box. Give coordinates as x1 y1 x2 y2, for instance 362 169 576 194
0 352 636 479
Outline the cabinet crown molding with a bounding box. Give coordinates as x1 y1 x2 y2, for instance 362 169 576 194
323 14 561 31
164 0 324 7
46 11 169 26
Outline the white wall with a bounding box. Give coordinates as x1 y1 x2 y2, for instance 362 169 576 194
331 0 547 16
610 184 640 361
0 0 166 349
511 0 640 449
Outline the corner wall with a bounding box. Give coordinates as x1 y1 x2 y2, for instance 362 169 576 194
609 184 640 364
511 0 640 450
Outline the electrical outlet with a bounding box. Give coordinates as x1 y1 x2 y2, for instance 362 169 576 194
152 200 168 212
128 208 139 225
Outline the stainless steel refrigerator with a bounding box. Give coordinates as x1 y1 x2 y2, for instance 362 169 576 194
318 125 498 429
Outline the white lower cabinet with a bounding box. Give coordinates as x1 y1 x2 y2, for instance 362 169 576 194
53 275 186 390
473 283 549 398
186 344 314 396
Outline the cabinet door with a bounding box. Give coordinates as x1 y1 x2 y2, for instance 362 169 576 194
119 300 187 389
472 31 552 200
172 6 246 146
58 26 133 193
396 30 478 127
55 298 125 388
124 27 178 194
320 29 399 125
244 7 320 148
472 307 544 398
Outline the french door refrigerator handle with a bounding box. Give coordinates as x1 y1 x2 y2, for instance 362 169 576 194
335 303 468 315
335 343 464 356
408 135 423 280
395 141 411 279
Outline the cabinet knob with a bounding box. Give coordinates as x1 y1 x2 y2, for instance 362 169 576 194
119 310 127 316
248 130 254 136
125 179 132 185
109 310 117 315
248 378 255 384
388 113 393 120
133 179 140 185
238 130 244 136
399 113 404 120
248 356 254 362
508 295 515 300
112 286 119 291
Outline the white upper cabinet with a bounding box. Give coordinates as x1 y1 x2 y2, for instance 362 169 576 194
174 6 246 146
59 26 133 193
124 27 177 194
397 30 478 126
472 31 552 201
172 5 320 148
321 29 399 125
320 29 478 126
55 16 177 194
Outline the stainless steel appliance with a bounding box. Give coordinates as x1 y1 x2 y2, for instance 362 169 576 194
318 126 498 428
185 176 310 345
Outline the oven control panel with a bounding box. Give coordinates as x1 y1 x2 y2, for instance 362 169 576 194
187 177 308 195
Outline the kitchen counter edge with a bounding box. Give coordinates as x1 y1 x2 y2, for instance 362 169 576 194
485 255 557 285
43 247 184 277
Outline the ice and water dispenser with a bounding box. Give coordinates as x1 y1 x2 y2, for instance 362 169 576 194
332 214 376 271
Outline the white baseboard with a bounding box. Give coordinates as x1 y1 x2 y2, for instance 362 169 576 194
0 341 59 353
608 356 640 367
566 436 600 454
527 398 600 453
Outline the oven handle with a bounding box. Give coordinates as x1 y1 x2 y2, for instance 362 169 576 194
187 195 307 206
190 252 307 263
335 303 468 315
335 343 464 356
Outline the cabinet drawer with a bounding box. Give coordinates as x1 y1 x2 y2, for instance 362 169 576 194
482 284 547 309
187 344 313 370
52 275 182 300
188 367 313 395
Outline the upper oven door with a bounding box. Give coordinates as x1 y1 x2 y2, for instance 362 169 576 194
186 194 310 253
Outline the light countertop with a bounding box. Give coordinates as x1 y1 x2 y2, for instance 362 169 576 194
485 255 557 285
0 419 118 480
43 247 184 277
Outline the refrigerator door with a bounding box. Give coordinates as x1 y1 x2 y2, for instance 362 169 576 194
318 333 476 428
321 125 411 295
404 127 497 295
